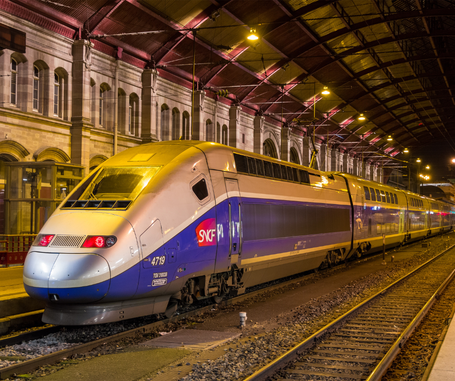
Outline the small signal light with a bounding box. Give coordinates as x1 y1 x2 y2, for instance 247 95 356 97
36 234 55 247
82 236 117 248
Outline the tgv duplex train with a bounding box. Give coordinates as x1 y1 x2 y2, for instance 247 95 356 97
23 141 455 325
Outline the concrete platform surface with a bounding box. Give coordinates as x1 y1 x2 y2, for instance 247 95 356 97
428 317 455 381
141 329 241 350
38 347 192 381
0 266 25 299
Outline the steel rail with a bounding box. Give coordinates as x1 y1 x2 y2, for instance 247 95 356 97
244 243 455 381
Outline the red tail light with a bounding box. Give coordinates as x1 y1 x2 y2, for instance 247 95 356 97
82 236 117 248
34 234 55 247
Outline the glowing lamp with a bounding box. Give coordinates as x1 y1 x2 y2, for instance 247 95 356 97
247 28 258 41
321 86 330 95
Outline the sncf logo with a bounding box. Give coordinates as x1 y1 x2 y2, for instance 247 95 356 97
196 218 216 246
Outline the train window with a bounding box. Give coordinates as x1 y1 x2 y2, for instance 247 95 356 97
264 161 273 177
390 193 394 204
381 192 386 203
299 170 310 184
292 168 298 182
375 189 381 202
273 163 282 179
363 186 370 200
369 188 376 201
79 167 160 201
256 159 264 176
247 157 257 175
386 192 390 203
233 154 248 173
287 166 294 181
394 194 398 204
281 165 288 180
192 178 209 200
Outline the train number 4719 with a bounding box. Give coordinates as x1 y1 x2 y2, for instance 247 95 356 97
150 255 165 266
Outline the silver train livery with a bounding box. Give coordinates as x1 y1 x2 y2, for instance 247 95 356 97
23 141 455 325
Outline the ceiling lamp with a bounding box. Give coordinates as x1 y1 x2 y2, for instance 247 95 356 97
247 28 259 41
416 158 421 163
387 135 393 141
358 113 366 121
425 165 430 169
321 86 330 95
403 148 409 153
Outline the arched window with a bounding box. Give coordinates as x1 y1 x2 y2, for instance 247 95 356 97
217 122 221 143
118 88 127 132
161 104 170 141
53 73 60 116
206 119 213 142
10 58 17 105
182 111 190 140
263 138 278 158
172 108 180 140
290 147 300 164
33 66 40 111
99 88 104 126
222 125 228 145
129 93 139 136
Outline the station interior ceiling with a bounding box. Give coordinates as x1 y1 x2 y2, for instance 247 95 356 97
7 0 455 178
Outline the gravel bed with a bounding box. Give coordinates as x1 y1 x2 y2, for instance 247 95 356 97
0 315 161 370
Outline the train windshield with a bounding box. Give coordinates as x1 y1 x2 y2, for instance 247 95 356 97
79 167 160 201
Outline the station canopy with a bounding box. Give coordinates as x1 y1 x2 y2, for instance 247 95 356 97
7 0 455 167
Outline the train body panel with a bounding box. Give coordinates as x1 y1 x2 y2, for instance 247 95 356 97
23 141 453 325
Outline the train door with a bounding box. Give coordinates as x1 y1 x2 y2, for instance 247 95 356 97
137 219 167 292
214 178 242 272
399 209 405 233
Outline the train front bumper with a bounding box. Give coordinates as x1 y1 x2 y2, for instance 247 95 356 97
23 251 111 303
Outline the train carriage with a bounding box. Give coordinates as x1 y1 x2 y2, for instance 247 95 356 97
22 141 453 325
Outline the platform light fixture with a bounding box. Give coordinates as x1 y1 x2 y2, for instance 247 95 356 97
247 28 259 41
416 158 421 163
425 165 430 169
403 148 409 153
358 113 366 121
321 86 330 95
387 135 393 141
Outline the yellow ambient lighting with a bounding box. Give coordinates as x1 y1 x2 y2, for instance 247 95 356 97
321 86 330 95
358 114 366 121
247 28 259 41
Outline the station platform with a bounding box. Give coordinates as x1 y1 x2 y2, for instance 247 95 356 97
426 303 455 380
0 266 45 334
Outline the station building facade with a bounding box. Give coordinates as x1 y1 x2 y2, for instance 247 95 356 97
0 11 382 234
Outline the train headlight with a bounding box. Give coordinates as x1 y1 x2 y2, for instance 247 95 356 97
33 234 55 247
82 236 117 248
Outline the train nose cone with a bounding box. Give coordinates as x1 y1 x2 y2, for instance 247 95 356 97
24 251 111 303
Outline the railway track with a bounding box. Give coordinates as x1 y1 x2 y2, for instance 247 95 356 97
1 237 449 380
246 243 455 381
0 256 344 380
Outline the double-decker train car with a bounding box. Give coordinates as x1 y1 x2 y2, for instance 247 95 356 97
23 141 455 325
